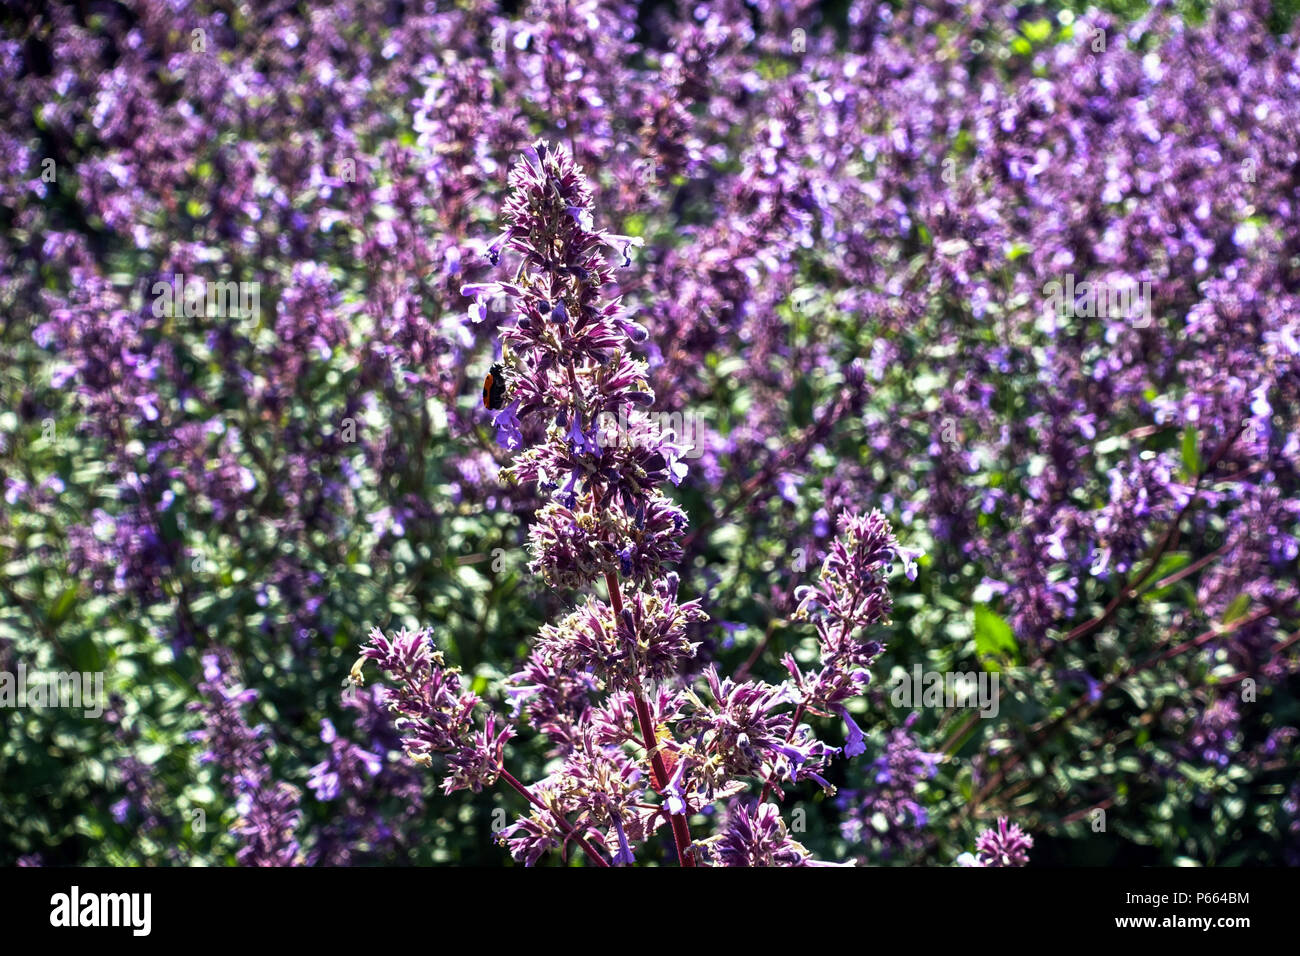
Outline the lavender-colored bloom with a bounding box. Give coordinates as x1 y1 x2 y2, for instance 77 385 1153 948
498 729 644 867
700 802 821 867
837 707 867 759
490 399 524 451
526 493 686 590
352 627 510 795
662 760 689 816
307 718 382 802
532 573 705 687
190 654 303 866
610 815 636 866
840 714 940 861
1187 697 1241 769
974 818 1034 868
310 686 428 866
788 509 914 710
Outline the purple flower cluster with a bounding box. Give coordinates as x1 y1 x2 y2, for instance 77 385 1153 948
699 802 817 867
190 655 303 866
356 141 930 866
973 818 1035 868
353 627 511 796
954 818 1035 868
788 510 917 713
307 687 427 866
839 713 941 861
103 697 183 862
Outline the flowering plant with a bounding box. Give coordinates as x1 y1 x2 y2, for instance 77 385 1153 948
351 142 933 866
3 0 1297 871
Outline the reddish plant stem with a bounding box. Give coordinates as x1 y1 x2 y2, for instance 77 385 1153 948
498 767 611 868
631 688 698 866
1146 544 1231 593
1060 796 1115 825
734 642 766 683
734 619 779 682
939 711 980 759
604 569 697 866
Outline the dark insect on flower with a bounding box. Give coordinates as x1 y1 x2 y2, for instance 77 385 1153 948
482 362 507 411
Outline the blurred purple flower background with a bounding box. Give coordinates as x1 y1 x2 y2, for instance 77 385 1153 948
1 0 1297 866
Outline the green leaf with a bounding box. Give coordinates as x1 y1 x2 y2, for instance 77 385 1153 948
48 584 78 625
974 604 1019 672
1181 425 1202 476
1220 593 1251 626
1138 552 1191 600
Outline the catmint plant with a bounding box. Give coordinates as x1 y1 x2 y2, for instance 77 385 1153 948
10 0 1298 872
353 141 926 866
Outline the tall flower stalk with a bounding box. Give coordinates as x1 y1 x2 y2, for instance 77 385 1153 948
353 141 923 866
467 140 700 863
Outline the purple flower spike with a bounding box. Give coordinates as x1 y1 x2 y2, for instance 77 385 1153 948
975 818 1034 868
